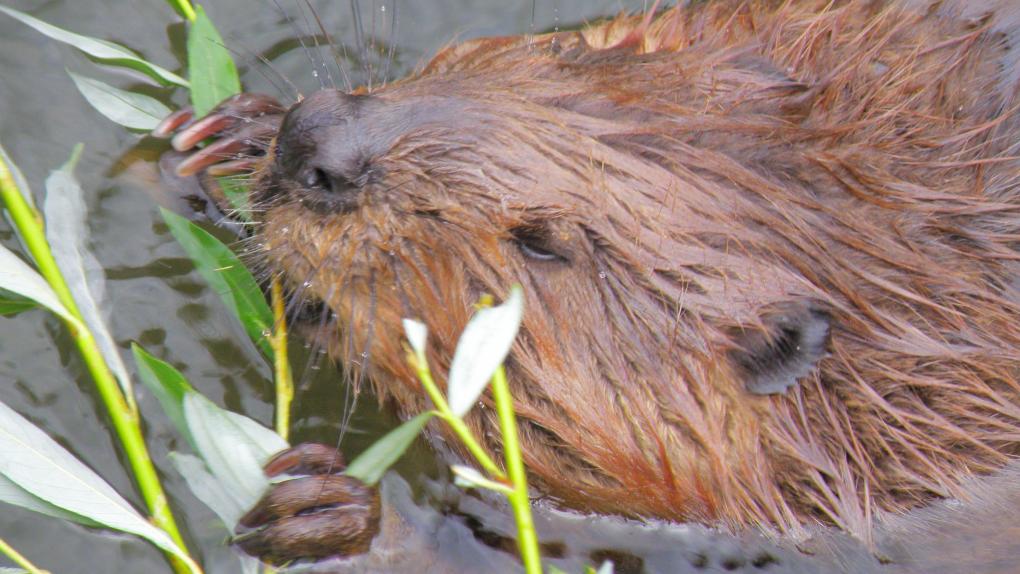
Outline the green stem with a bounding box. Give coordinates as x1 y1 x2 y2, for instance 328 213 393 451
412 358 505 480
270 278 292 441
0 538 49 574
490 366 541 574
166 0 197 21
0 153 196 574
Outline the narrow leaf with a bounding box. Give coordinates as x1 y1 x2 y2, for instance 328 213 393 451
402 319 428 364
0 290 38 317
0 142 34 209
447 286 524 417
169 452 245 527
0 400 196 570
183 393 287 513
0 5 188 87
132 344 195 449
187 6 240 117
134 342 286 474
0 473 101 526
597 561 615 574
451 465 513 495
0 244 80 328
160 208 274 356
167 453 261 574
45 145 133 398
68 72 171 131
344 411 434 486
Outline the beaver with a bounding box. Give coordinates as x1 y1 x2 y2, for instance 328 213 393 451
158 0 1020 569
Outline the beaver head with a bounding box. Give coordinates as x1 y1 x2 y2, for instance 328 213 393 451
244 0 1020 540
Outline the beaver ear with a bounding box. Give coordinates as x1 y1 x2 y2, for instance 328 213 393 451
730 300 831 395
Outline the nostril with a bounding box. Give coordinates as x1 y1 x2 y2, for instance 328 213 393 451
301 167 357 196
303 167 329 190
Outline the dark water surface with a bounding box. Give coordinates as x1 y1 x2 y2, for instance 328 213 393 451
0 1 660 572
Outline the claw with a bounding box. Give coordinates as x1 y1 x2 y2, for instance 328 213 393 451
152 107 194 138
263 443 347 477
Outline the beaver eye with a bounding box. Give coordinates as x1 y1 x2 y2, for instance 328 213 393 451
511 228 568 263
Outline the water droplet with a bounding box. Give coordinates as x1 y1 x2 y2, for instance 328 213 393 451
360 351 369 358
380 4 386 12
598 271 607 279
310 363 321 370
261 329 272 338
302 280 313 288
312 70 319 79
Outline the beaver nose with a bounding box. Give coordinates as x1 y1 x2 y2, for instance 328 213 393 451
275 90 382 208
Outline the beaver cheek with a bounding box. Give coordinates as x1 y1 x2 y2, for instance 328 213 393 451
728 299 832 395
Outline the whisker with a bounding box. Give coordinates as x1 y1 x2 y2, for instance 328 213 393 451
382 1 398 87
270 0 327 89
296 0 337 89
350 0 370 88
302 0 353 92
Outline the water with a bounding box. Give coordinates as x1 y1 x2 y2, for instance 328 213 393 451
0 1 652 572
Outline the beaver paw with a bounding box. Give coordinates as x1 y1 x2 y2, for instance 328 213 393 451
152 92 285 177
233 443 382 566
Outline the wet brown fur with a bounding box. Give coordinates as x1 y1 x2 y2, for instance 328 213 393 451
250 0 1020 543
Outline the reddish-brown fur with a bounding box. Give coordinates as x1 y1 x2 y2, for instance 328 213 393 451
237 0 1020 547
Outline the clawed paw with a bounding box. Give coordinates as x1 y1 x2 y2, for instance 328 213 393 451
232 443 381 565
152 92 285 178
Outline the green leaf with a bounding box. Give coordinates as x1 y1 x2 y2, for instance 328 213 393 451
218 174 251 220
45 144 133 399
160 207 274 357
187 6 240 117
446 286 524 417
0 400 198 572
0 290 37 317
68 72 171 131
132 343 195 449
0 244 81 329
0 5 188 87
344 411 434 486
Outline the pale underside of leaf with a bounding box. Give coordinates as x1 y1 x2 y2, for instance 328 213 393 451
447 286 524 417
0 472 100 527
44 144 133 398
68 72 171 131
183 393 284 514
0 5 188 87
0 400 191 567
0 243 80 329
